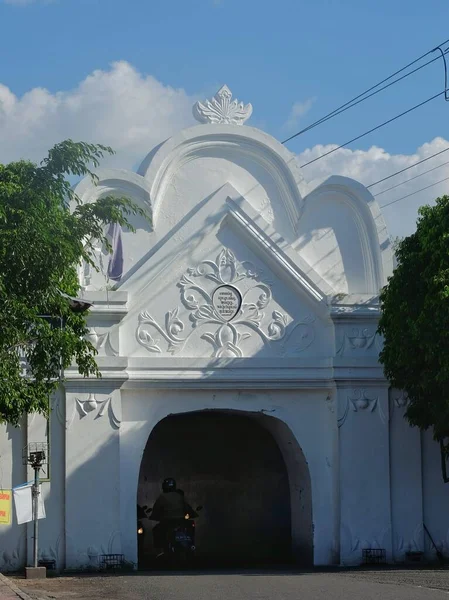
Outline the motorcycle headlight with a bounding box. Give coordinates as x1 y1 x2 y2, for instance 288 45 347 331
138 527 144 535
184 514 190 520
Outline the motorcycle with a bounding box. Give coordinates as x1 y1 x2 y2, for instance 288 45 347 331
155 506 203 566
165 507 202 562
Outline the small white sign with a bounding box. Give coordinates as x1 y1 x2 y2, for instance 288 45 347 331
13 483 46 525
212 285 242 322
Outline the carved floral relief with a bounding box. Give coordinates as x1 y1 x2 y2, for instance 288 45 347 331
337 327 381 356
193 85 253 126
338 389 386 427
137 248 315 358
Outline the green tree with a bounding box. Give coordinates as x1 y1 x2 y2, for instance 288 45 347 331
378 195 449 480
0 140 147 425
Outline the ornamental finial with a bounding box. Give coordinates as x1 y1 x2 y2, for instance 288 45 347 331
193 85 253 125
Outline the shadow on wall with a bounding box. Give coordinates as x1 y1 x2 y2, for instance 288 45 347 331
294 186 384 295
63 431 121 572
137 410 312 569
0 421 27 573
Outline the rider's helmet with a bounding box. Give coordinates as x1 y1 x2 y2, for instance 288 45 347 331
162 477 176 493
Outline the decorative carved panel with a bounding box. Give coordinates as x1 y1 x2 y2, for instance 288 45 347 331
193 85 252 125
137 248 315 358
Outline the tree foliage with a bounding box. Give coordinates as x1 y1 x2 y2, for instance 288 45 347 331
378 195 449 470
0 141 148 425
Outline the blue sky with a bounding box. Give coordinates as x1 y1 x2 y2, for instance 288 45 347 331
0 0 448 236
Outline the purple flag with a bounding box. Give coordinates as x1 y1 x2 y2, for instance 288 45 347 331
106 222 124 282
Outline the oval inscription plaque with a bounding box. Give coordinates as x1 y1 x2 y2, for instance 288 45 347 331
212 285 242 322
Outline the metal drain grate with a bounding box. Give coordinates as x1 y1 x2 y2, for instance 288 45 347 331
99 554 125 570
362 548 386 564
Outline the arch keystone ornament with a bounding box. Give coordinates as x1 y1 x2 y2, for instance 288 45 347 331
193 85 253 125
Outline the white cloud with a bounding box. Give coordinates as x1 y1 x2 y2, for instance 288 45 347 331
298 138 449 238
0 61 195 169
284 98 315 132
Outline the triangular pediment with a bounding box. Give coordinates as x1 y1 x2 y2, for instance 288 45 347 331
118 184 333 362
120 183 331 303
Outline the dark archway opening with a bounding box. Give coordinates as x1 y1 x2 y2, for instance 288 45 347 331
137 411 295 568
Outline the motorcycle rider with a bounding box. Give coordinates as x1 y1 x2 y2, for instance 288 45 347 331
151 478 196 551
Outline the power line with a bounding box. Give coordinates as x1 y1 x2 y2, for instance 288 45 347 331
367 146 449 188
282 52 446 145
373 159 449 197
282 39 449 145
433 45 449 100
299 91 446 168
380 175 449 208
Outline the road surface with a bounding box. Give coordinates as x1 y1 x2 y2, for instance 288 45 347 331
14 568 449 600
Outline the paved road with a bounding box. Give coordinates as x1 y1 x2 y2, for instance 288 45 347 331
14 568 449 600
0 574 28 600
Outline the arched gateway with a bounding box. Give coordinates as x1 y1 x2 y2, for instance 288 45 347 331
6 85 443 573
137 409 312 567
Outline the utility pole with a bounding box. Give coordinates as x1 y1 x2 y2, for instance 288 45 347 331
30 450 45 568
23 444 47 579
